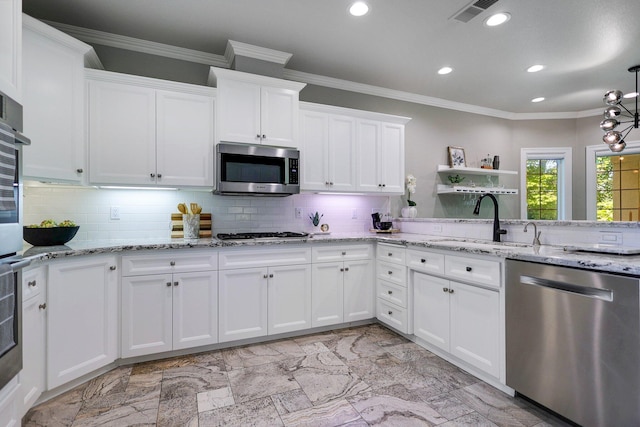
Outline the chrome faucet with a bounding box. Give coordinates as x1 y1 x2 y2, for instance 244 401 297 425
523 222 542 246
473 193 507 242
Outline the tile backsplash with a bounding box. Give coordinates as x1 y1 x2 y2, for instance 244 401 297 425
23 184 391 241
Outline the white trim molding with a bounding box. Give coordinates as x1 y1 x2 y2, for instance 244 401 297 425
520 147 572 220
585 141 640 220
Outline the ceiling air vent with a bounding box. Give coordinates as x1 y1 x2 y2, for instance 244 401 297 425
451 0 500 23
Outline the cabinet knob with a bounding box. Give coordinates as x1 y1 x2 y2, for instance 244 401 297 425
420 258 426 263
157 173 162 178
378 184 382 187
388 252 393 256
109 265 117 271
329 182 334 186
344 267 349 272
28 280 36 287
262 134 266 139
325 181 330 185
443 287 449 292
388 290 393 295
39 303 46 310
263 274 268 279
388 310 393 315
269 274 274 278
341 251 346 256
449 289 454 294
466 266 473 272
257 134 261 139
388 271 393 275
340 268 344 272
170 261 176 266
150 173 156 178
382 184 386 187
174 281 179 286
76 168 83 173
167 282 172 287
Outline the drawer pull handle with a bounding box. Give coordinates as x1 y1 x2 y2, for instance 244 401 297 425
110 265 117 271
388 310 393 315
466 266 473 272
28 280 36 287
76 168 83 173
388 271 393 275
449 289 454 294
388 290 393 295
166 282 172 287
39 303 46 310
420 258 426 263
342 251 347 256
170 261 176 266
388 252 393 256
443 287 449 292
174 281 179 286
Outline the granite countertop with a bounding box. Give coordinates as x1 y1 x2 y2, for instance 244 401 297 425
20 232 640 276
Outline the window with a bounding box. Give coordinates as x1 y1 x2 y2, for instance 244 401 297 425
586 141 640 221
520 148 572 220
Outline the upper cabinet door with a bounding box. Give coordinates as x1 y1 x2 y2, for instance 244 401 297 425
380 122 405 194
356 119 381 192
260 86 299 148
299 110 329 191
88 80 157 185
328 115 357 191
156 90 215 187
216 79 262 145
22 21 89 183
0 0 21 101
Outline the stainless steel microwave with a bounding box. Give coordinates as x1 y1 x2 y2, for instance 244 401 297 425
215 143 300 196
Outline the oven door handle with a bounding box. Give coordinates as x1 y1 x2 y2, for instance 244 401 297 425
10 259 32 271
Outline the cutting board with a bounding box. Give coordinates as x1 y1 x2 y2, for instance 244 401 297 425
171 213 212 238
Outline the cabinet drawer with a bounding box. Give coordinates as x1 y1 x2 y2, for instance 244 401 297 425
445 255 500 288
377 243 406 265
22 266 45 301
376 260 407 287
407 249 445 275
377 299 408 334
220 246 312 269
312 244 372 263
377 279 407 308
122 250 218 276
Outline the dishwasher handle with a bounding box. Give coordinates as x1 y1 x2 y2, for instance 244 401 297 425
520 275 613 301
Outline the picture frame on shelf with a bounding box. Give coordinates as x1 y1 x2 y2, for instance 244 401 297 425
447 146 466 167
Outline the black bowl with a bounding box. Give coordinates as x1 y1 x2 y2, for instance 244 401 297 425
23 226 80 246
378 221 393 230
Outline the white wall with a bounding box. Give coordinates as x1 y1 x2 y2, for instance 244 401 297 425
23 184 390 241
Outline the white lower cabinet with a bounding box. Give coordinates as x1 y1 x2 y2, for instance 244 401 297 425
47 256 118 389
311 245 374 327
20 266 46 416
413 271 500 378
121 252 219 358
375 244 409 333
218 247 312 342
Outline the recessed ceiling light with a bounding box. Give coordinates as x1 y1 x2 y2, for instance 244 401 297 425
484 12 511 27
527 64 545 73
438 67 453 75
531 97 545 103
349 1 369 16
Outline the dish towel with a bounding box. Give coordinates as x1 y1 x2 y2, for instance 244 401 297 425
0 123 16 212
0 263 15 356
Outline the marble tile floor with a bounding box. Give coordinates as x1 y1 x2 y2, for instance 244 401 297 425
23 324 573 427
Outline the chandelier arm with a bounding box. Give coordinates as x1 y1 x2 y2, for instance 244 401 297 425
618 102 635 116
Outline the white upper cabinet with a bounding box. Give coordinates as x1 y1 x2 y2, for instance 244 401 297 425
0 0 21 101
300 102 409 194
87 70 215 187
209 67 305 148
22 16 102 184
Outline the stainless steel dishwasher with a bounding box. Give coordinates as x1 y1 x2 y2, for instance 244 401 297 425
506 260 640 427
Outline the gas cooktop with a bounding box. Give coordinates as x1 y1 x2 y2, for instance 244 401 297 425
216 231 309 241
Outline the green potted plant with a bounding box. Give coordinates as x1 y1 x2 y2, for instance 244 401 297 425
401 174 418 218
447 174 465 186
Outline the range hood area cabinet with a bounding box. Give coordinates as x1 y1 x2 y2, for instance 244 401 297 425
208 67 306 148
22 15 102 184
299 102 410 194
87 70 215 187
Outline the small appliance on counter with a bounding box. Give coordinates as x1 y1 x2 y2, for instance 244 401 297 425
370 213 397 233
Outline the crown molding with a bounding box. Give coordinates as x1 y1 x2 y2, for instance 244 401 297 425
85 68 216 96
41 20 601 121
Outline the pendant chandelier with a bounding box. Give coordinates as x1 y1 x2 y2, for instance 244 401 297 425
600 65 640 153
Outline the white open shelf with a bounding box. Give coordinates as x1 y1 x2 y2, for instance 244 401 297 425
437 184 519 195
437 165 518 176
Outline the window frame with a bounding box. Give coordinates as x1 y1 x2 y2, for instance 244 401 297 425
520 147 572 220
586 140 640 220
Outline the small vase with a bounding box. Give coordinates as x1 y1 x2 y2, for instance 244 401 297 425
401 206 417 218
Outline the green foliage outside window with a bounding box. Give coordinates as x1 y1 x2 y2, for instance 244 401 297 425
595 156 614 221
526 159 558 220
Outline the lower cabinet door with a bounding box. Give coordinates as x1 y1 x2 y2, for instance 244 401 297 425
121 274 173 358
413 272 450 352
20 293 46 414
47 256 118 389
311 262 344 327
172 271 218 349
267 264 312 335
343 259 374 322
449 281 500 377
219 268 268 342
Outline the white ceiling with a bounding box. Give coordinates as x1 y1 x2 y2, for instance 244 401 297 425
22 0 640 115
